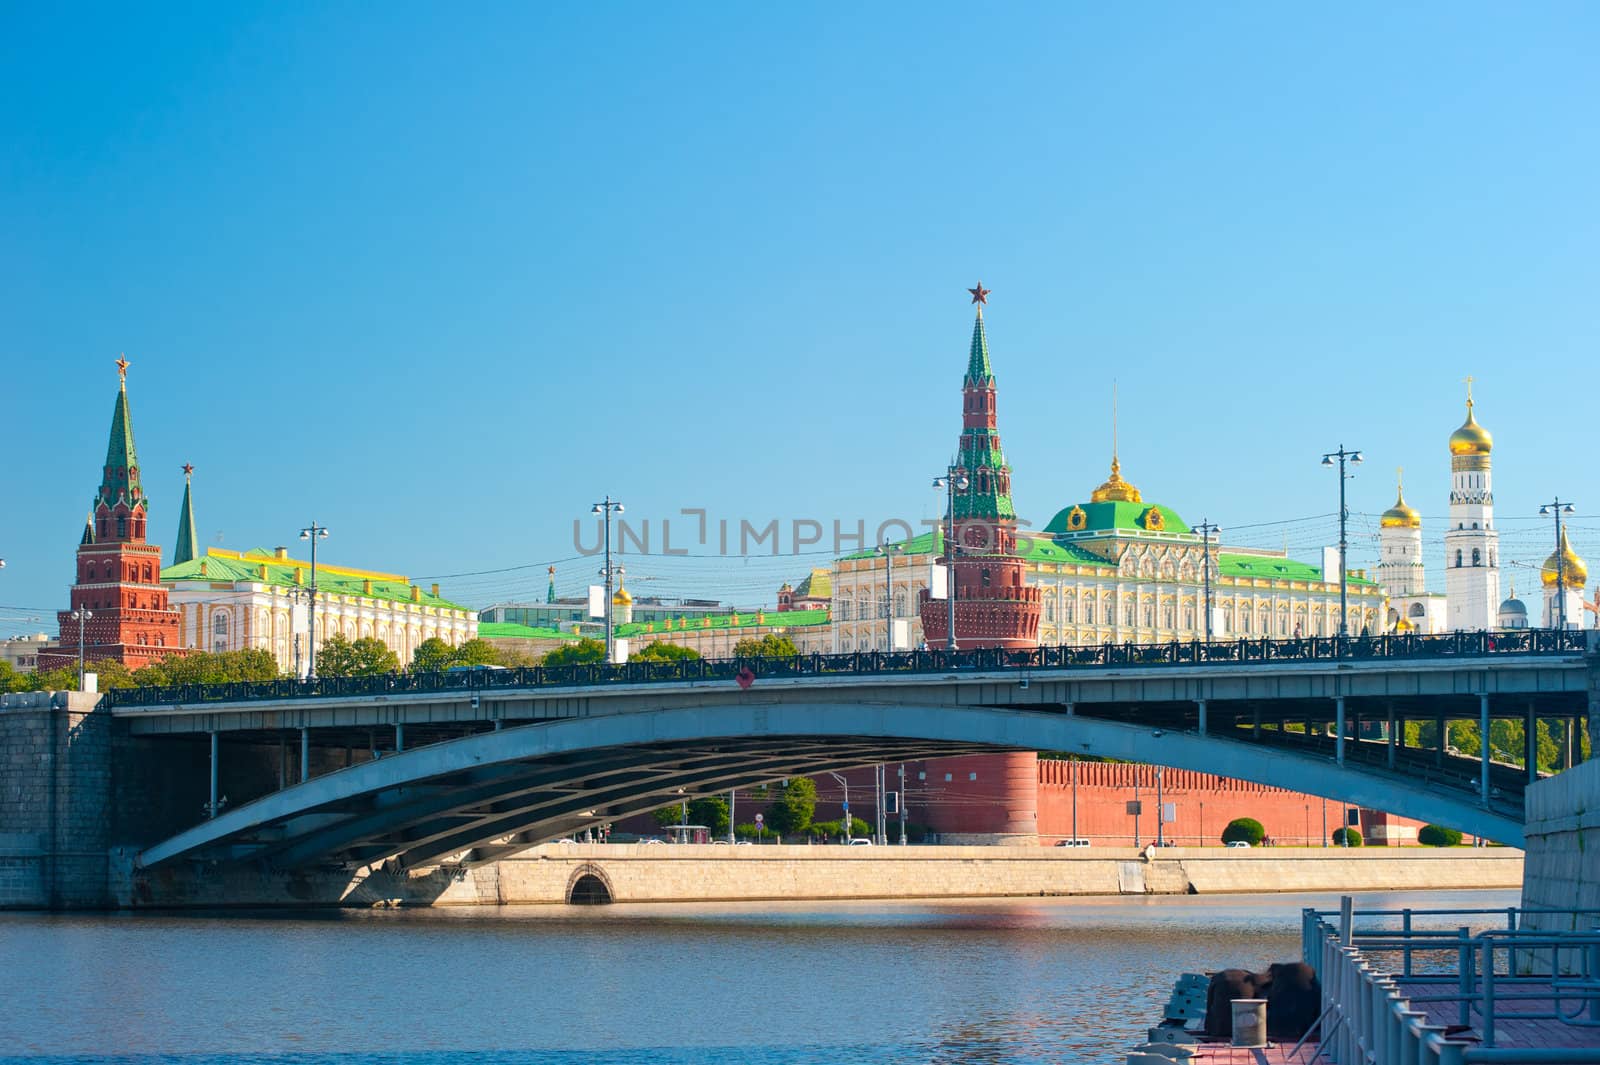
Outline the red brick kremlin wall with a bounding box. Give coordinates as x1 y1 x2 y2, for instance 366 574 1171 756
1034 761 1426 847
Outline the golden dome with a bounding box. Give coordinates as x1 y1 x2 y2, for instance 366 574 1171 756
1380 478 1421 529
1448 399 1493 457
1090 456 1143 504
1540 529 1588 588
612 584 633 605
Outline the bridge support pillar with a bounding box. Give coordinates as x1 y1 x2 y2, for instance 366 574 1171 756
1437 716 1447 767
395 723 405 753
208 731 219 820
1387 702 1397 769
1335 697 1346 766
1480 694 1490 805
300 727 310 784
1198 699 1207 736
1526 703 1538 783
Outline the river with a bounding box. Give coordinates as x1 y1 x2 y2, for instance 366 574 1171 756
0 888 1515 1064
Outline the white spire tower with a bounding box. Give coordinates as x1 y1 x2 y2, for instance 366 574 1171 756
1379 468 1446 632
1444 378 1499 630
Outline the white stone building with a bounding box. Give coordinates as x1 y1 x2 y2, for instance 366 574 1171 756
1444 385 1500 630
1377 472 1447 633
163 547 475 676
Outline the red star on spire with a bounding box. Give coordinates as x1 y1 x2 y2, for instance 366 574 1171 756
182 463 194 478
967 282 990 306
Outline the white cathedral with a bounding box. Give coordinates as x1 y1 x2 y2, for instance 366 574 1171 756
1378 383 1589 634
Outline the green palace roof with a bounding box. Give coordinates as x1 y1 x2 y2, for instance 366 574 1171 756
1043 500 1193 536
844 528 1110 568
1219 553 1378 588
616 607 830 638
478 621 578 641
162 548 471 612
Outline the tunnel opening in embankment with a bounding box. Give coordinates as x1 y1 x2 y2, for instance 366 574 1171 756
568 873 613 905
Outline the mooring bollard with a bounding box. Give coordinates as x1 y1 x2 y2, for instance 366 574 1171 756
1231 999 1267 1048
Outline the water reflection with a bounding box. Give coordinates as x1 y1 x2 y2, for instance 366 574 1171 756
0 889 1515 1064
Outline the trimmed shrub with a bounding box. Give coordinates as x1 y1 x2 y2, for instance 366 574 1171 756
1221 817 1266 845
1332 827 1364 847
1418 824 1464 847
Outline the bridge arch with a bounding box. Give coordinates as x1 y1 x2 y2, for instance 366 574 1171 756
137 700 1527 872
566 864 614 905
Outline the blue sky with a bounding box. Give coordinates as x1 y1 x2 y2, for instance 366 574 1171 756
3 3 1597 627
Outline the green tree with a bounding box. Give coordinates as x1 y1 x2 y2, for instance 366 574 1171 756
734 633 798 658
1221 817 1265 845
452 639 502 667
137 649 280 686
0 660 18 693
1418 824 1464 847
410 636 457 673
1331 827 1364 847
652 802 688 829
543 638 606 667
765 776 817 836
316 635 399 677
18 664 81 692
631 641 701 662
689 796 730 836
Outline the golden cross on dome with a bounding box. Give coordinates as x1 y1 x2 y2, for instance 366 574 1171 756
115 354 129 387
1396 465 1404 490
1463 374 1475 405
967 282 990 306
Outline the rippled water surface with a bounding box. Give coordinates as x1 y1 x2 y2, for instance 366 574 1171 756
0 888 1515 1064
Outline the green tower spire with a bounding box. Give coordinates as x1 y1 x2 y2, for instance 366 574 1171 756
547 565 557 604
98 355 144 512
964 306 994 385
172 464 198 566
80 511 95 546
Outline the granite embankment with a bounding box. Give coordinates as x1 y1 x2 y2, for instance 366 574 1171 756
113 845 1522 909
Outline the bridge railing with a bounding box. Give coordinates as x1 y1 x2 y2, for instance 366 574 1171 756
103 628 1587 709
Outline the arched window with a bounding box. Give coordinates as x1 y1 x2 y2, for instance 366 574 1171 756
116 515 127 538
1084 600 1095 625
1472 548 1481 567
1455 550 1463 568
1044 600 1055 622
1064 598 1075 623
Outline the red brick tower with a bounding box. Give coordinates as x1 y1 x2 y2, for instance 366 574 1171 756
920 285 1041 650
916 286 1042 843
41 358 184 673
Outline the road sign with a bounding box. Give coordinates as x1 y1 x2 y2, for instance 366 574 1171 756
841 800 849 812
754 813 764 824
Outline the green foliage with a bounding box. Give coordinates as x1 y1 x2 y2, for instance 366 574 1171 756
138 649 281 686
688 796 729 836
765 776 817 836
1332 827 1364 847
1419 824 1464 847
542 638 606 667
316 635 400 677
452 639 502 667
807 817 871 840
733 633 798 658
1221 817 1266 845
652 803 687 829
409 637 457 673
0 660 18 693
631 641 701 662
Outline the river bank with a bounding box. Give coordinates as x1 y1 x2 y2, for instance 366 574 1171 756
113 844 1522 909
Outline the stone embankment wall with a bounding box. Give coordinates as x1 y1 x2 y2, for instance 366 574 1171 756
0 692 111 908
117 844 1523 909
1519 757 1600 931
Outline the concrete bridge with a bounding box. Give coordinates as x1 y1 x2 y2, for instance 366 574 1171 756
105 630 1595 874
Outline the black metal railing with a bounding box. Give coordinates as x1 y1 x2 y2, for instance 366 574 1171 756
104 628 1587 710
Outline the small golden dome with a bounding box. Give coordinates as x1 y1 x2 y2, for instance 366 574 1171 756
1380 482 1421 529
612 585 633 605
1448 399 1493 457
1541 529 1588 588
1089 456 1142 504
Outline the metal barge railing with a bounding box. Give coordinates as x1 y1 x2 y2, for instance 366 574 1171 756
1303 901 1600 1064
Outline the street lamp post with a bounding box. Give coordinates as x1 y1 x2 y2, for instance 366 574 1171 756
298 523 330 678
931 468 970 650
1194 519 1218 639
828 770 850 842
591 497 625 663
1321 445 1365 639
70 608 92 690
1539 498 1577 631
875 540 901 651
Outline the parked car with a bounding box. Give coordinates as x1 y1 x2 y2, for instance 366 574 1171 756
1226 840 1252 848
847 838 873 846
1054 838 1091 848
639 837 665 845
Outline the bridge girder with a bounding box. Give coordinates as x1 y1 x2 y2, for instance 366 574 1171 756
136 700 1531 872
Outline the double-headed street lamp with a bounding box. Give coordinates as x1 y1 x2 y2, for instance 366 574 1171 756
298 522 330 678
1194 519 1219 639
70 608 92 691
931 468 970 650
1321 445 1364 639
592 496 625 663
1539 498 1577 631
